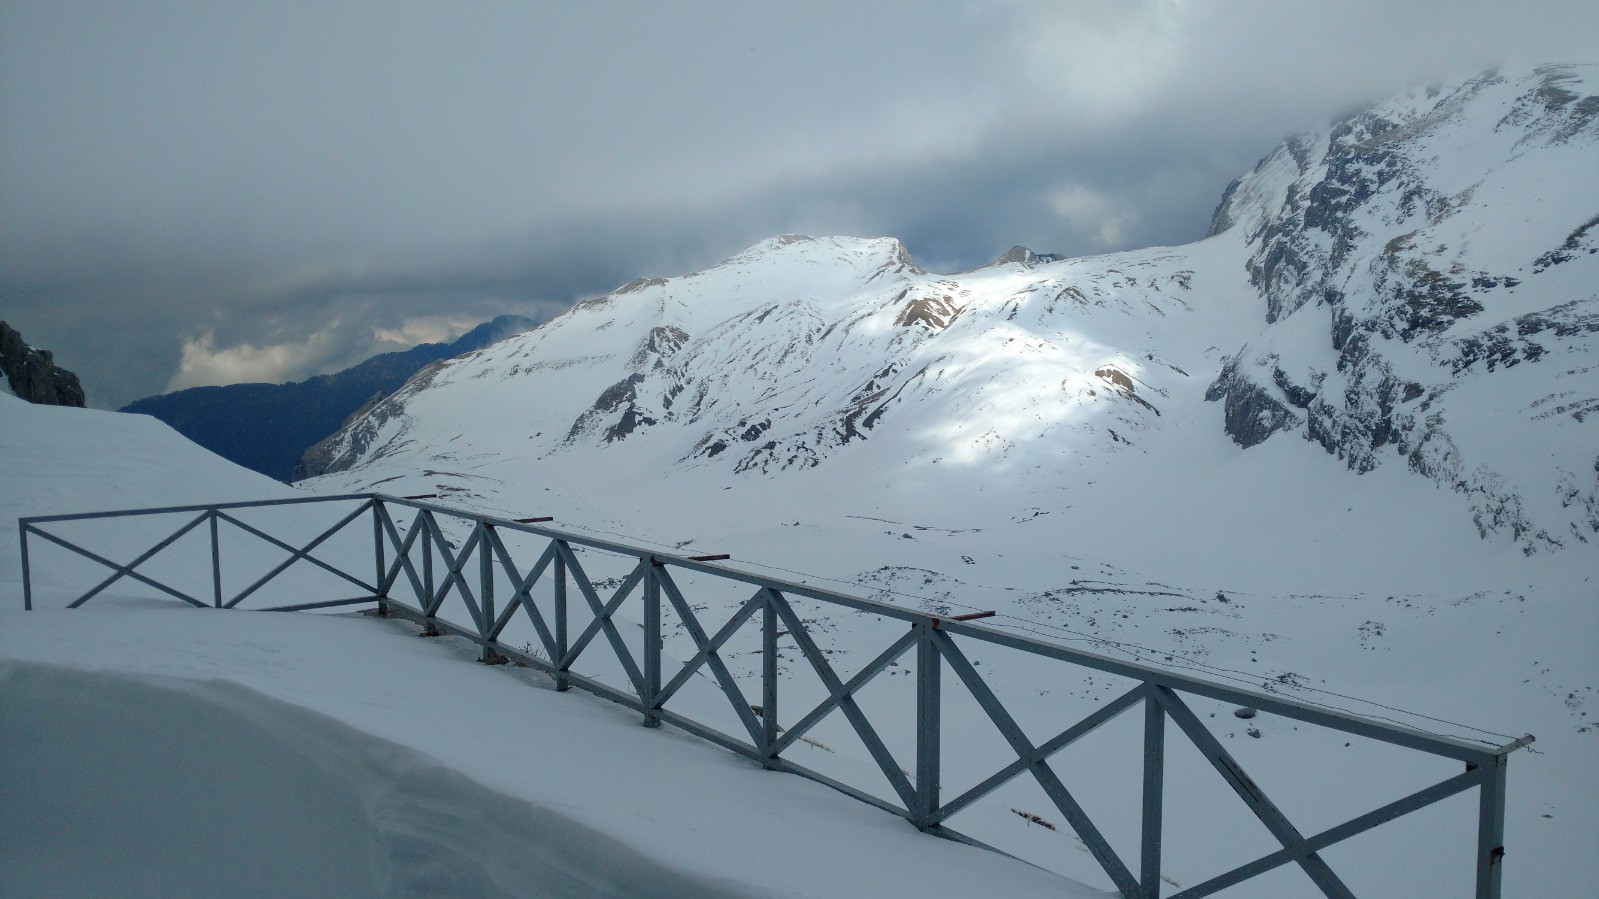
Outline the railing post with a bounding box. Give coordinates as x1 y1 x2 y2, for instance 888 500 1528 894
479 522 502 663
1475 754 1507 899
642 557 661 727
915 620 941 832
554 547 569 691
19 521 33 611
209 509 223 608
372 499 389 616
420 514 439 635
761 589 780 768
1141 685 1165 898
422 518 435 602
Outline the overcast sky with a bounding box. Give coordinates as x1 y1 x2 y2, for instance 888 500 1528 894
3 1 1595 408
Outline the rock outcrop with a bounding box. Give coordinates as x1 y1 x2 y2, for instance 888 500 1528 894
1 322 86 407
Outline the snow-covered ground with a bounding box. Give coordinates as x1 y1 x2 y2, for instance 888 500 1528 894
0 394 1100 897
1 612 1098 899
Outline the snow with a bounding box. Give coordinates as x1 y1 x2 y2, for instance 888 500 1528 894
0 392 1099 897
0 613 1094 898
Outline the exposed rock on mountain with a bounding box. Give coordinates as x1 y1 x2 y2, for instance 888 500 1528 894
121 315 542 482
0 322 86 407
1206 64 1599 551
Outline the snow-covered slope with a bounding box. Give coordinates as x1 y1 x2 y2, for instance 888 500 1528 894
0 394 1096 897
292 66 1598 895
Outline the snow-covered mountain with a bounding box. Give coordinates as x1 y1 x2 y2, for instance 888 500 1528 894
290 66 1597 894
1207 66 1599 553
302 67 1595 578
299 233 1214 485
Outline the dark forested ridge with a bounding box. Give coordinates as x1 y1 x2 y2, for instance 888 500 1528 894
120 314 542 481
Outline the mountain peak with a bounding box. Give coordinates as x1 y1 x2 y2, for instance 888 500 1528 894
987 245 1063 269
724 234 924 276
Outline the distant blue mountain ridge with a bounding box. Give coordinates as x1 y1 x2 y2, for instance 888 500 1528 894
121 314 543 482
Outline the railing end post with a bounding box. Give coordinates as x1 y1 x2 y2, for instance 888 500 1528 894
1475 752 1509 899
20 520 33 611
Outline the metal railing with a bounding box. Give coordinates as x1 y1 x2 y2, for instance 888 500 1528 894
18 493 1533 898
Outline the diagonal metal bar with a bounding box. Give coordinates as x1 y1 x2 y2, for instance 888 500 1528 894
417 510 449 614
768 589 919 812
487 532 558 648
1170 766 1488 899
556 554 645 671
770 628 918 756
416 513 487 631
29 518 211 609
936 629 1141 897
1154 686 1355 899
553 542 646 697
57 511 212 608
395 508 446 616
654 568 765 745
654 587 765 709
376 503 429 602
216 506 377 595
224 501 375 608
934 683 1146 824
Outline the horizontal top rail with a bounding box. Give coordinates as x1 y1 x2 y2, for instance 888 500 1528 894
19 493 374 525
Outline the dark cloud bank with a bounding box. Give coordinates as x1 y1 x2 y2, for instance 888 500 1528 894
2 1 1594 408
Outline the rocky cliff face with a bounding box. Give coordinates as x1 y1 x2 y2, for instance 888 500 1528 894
1206 65 1599 552
0 322 86 407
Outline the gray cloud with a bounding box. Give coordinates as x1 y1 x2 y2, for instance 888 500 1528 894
3 1 1594 408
